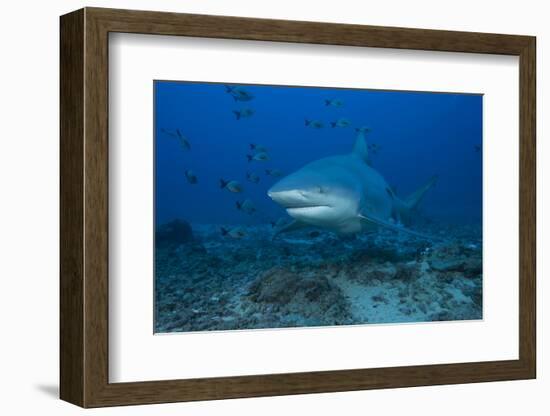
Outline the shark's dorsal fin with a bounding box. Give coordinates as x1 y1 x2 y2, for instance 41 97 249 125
352 131 369 163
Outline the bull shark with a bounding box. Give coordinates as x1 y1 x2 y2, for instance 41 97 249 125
267 131 437 239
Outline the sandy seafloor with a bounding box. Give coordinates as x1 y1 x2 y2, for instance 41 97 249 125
154 221 482 333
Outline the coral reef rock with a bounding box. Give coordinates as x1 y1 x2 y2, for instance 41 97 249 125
154 222 483 332
247 267 353 326
155 219 195 248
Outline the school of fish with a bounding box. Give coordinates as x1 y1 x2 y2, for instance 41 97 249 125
160 84 477 240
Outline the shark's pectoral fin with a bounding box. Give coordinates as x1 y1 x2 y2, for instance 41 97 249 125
358 214 438 241
272 219 310 239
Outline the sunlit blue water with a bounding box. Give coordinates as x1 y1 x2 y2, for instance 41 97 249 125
154 81 482 227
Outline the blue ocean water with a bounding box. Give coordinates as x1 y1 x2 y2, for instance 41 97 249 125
155 81 482 227
153 80 483 333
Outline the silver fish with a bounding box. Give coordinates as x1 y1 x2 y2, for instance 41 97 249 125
236 199 256 215
368 143 381 154
247 152 269 162
305 119 324 129
246 172 260 183
233 108 255 120
184 170 198 184
265 169 283 177
325 99 344 107
161 128 191 150
270 217 288 229
330 118 351 128
225 85 254 102
219 178 243 193
355 126 372 134
249 143 268 153
220 227 246 239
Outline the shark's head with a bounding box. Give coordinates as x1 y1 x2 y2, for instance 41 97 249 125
267 160 361 228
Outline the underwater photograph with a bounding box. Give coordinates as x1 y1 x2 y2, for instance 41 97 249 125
154 80 483 333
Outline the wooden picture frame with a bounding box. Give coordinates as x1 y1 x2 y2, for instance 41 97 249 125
60 7 536 408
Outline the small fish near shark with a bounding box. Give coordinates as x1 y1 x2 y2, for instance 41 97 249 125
246 172 260 184
249 143 268 153
220 227 247 239
330 118 351 128
246 152 269 162
368 143 381 154
325 98 344 108
267 131 438 240
236 199 257 215
233 108 255 120
219 178 243 193
161 128 191 151
184 169 198 184
225 85 254 102
265 168 283 177
305 119 324 129
270 217 288 229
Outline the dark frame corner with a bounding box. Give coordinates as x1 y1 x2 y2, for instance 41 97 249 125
60 7 536 408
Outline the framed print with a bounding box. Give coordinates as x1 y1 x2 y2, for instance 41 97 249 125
60 7 536 408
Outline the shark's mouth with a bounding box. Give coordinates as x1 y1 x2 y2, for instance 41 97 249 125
286 205 331 215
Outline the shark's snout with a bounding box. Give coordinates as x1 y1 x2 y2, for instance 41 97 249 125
267 186 307 208
268 180 338 227
268 171 339 220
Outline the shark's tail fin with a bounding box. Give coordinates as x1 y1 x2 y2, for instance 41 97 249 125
404 175 438 211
